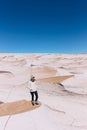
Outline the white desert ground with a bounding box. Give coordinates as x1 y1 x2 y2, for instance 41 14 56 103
0 53 87 130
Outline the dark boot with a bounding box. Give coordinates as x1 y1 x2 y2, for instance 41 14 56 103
35 101 39 105
31 101 35 106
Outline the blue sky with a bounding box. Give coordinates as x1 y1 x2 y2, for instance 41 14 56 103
0 0 87 53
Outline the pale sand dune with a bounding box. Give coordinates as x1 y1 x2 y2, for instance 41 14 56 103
0 100 41 116
0 71 14 78
31 66 57 78
0 54 87 130
0 71 12 73
37 75 74 83
0 74 73 117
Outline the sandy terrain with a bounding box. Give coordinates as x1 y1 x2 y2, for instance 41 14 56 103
0 100 41 116
37 75 74 82
0 53 87 130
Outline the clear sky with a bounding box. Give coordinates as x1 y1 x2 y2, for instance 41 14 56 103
0 0 87 53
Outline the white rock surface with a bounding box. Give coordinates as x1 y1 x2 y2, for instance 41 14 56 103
0 53 87 130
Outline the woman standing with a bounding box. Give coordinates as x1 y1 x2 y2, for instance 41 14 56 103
28 76 39 105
